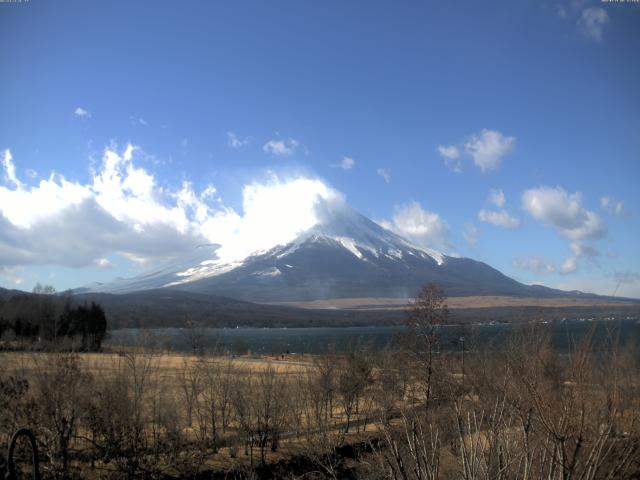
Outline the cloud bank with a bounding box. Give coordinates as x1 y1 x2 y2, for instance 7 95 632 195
0 145 339 272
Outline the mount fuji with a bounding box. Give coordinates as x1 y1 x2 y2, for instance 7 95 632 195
81 203 586 304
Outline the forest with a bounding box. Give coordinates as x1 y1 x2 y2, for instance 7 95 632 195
0 285 107 352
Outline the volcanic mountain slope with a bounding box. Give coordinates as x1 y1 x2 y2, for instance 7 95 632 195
82 202 594 303
169 206 576 302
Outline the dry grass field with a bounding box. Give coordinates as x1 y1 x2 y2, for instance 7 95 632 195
1 320 639 479
268 295 638 310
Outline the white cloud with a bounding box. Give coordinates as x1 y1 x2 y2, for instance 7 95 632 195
94 258 114 269
130 116 149 127
478 209 520 229
331 156 355 170
578 7 609 42
381 201 451 252
0 145 344 271
600 196 624 216
478 188 519 229
488 188 506 208
513 257 556 274
2 149 23 188
74 107 91 119
464 129 515 172
437 145 462 173
377 168 391 184
569 241 598 259
201 177 340 263
227 131 251 148
0 266 24 286
0 145 209 269
561 256 578 274
522 186 604 242
437 145 460 160
25 169 38 179
263 138 300 156
522 186 605 274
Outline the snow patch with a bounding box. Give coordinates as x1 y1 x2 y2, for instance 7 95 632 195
336 237 364 259
253 267 282 277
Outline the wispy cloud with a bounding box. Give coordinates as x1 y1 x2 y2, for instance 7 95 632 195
1 149 23 188
0 266 24 286
478 209 520 229
227 131 251 148
130 116 149 127
600 196 624 216
437 129 515 173
94 258 114 269
263 138 300 156
74 107 91 119
513 256 556 274
478 188 520 229
578 7 609 42
330 156 355 170
377 168 391 184
437 145 462 173
488 188 506 208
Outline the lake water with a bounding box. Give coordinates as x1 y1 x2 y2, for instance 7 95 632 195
106 318 640 355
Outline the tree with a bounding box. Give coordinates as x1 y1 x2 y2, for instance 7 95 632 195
405 283 448 411
337 350 373 436
87 302 107 350
32 284 58 342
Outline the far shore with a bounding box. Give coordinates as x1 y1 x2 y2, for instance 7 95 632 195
267 295 640 311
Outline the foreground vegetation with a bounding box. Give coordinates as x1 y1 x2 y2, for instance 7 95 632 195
0 344 638 478
0 285 638 479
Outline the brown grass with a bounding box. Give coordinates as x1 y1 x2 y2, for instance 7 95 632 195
267 295 637 310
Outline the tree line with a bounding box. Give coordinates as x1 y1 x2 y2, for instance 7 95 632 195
0 284 107 351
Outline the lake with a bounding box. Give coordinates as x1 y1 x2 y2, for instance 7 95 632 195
106 317 640 355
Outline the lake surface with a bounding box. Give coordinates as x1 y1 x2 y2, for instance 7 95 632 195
106 318 640 355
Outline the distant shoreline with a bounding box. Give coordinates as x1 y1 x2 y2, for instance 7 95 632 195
266 295 640 311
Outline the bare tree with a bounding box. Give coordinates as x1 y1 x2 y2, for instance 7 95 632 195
405 283 448 412
31 354 90 478
337 350 373 436
178 358 201 428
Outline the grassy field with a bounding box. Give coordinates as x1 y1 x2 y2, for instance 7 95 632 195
0 350 383 477
2 326 639 479
268 295 640 310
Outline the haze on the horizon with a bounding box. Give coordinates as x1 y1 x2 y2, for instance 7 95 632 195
0 1 639 297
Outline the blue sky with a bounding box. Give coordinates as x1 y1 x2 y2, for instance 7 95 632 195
1 0 639 297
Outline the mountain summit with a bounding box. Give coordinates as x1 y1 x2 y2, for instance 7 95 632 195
82 203 578 302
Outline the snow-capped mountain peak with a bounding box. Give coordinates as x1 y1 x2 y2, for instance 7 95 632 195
81 203 552 303
284 204 445 264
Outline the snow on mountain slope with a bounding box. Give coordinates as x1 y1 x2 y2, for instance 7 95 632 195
79 244 220 294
